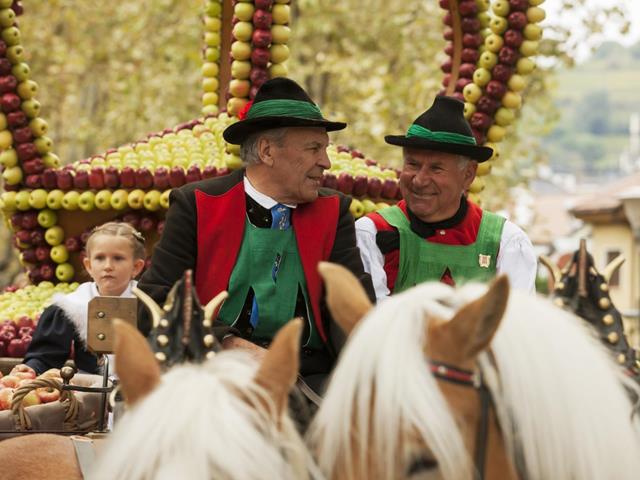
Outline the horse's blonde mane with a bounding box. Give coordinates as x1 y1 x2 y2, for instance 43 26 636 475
310 281 640 480
91 350 315 480
480 290 640 480
308 282 474 480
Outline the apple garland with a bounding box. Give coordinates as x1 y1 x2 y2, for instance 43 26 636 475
202 0 224 117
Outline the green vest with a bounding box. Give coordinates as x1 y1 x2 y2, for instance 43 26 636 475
378 206 505 293
217 218 321 348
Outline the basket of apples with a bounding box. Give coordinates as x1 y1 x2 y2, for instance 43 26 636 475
0 365 106 439
0 318 35 367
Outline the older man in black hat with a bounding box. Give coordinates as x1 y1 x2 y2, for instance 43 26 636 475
139 78 374 393
356 96 536 299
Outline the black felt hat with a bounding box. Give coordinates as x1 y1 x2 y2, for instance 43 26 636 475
223 78 346 145
385 96 493 162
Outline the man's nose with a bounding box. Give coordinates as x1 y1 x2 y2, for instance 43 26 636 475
318 150 331 170
413 166 432 187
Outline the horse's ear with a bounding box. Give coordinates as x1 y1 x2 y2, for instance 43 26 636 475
439 275 509 360
256 318 302 414
318 261 372 336
113 319 161 406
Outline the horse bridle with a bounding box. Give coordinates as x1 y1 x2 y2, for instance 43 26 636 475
429 360 492 480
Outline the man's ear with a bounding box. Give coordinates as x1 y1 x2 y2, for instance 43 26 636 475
257 135 275 167
463 160 478 190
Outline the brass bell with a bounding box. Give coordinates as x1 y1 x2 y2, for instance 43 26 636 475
160 319 169 329
598 298 611 310
599 283 609 292
157 335 169 347
607 332 619 344
602 314 614 326
617 353 626 364
203 334 215 348
202 319 212 328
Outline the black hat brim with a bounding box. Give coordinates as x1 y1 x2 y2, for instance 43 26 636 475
384 135 493 162
224 116 347 145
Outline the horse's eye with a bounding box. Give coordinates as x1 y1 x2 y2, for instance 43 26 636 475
407 456 438 476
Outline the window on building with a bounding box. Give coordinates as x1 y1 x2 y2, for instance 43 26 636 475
605 250 621 287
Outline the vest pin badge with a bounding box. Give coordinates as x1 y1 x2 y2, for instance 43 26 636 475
478 254 491 268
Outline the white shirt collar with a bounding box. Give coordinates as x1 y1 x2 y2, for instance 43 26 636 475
243 175 297 209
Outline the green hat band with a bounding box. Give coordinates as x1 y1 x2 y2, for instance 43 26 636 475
407 124 477 146
246 99 324 120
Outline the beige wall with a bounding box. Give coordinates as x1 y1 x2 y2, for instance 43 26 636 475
591 224 640 346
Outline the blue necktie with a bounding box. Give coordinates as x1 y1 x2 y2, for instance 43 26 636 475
248 204 291 330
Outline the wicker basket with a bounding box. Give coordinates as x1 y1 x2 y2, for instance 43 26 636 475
0 373 108 440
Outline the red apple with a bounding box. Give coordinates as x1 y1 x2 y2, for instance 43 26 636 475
21 211 38 230
152 167 170 189
134 167 153 189
252 29 272 48
0 58 11 75
0 340 6 357
7 337 29 357
322 173 338 190
169 166 186 188
22 158 44 175
11 2 23 16
24 174 42 188
119 166 136 188
485 80 507 100
366 177 383 198
381 179 399 200
471 128 485 145
254 0 273 8
15 229 31 245
202 165 218 179
21 248 37 264
444 43 454 57
459 63 476 78
504 29 524 48
64 235 82 253
492 64 513 82
251 47 270 67
508 12 527 30
104 166 120 188
458 0 478 16
13 125 33 144
16 317 34 330
0 375 19 388
351 175 368 197
441 59 452 73
470 112 492 131
455 78 472 92
439 0 449 9
498 46 519 65
461 18 480 33
186 165 202 183
7 110 27 128
509 0 528 11
253 10 273 29
88 167 105 190
139 215 156 233
41 168 57 189
29 228 46 246
216 167 231 177
337 173 354 195
443 28 454 41
350 150 364 159
10 364 35 379
36 386 60 404
0 387 14 410
122 213 141 229
35 245 51 262
461 48 480 63
16 142 38 162
1 92 20 112
250 67 269 86
443 12 452 26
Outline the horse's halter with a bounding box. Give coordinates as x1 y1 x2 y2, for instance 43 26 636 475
429 359 492 480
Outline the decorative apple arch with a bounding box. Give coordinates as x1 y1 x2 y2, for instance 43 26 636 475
0 0 545 333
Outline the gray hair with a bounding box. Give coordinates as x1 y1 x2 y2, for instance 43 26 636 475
240 128 289 165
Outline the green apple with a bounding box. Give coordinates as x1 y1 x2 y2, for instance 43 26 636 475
463 83 482 103
484 34 504 53
61 191 80 210
1 26 20 46
11 63 30 82
143 190 162 211
50 245 69 264
21 99 41 118
362 199 377 214
231 41 251 61
204 47 220 62
489 17 508 35
1 191 16 211
110 189 129 210
272 4 290 24
202 62 220 78
231 60 251 79
0 130 13 149
42 152 61 168
0 0 14 8
229 79 250 97
516 58 535 75
55 263 75 282
160 189 172 209
14 190 31 210
37 209 58 228
478 11 491 29
270 44 290 63
472 68 491 87
475 0 490 12
204 16 222 32
204 1 221 16
46 190 65 210
204 32 220 47
17 80 39 100
269 63 288 78
0 148 17 168
494 107 515 127
0 6 15 27
2 166 22 186
502 91 522 109
78 191 97 212
491 0 510 17
29 189 48 209
203 92 219 106
487 125 506 143
232 22 253 42
478 51 498 70
45 226 65 246
271 25 291 44
527 7 546 23
94 190 112 210
523 24 543 41
34 136 54 155
234 2 254 21
7 45 24 63
469 177 485 194
127 189 146 209
520 40 539 57
30 117 48 137
202 77 219 93
349 199 365 219
508 74 526 92
464 102 477 119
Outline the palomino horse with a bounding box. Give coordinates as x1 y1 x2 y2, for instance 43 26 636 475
309 262 640 480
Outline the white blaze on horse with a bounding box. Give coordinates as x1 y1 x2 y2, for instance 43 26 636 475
91 318 317 480
309 262 640 480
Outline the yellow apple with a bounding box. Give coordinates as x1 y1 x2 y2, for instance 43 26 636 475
487 125 506 143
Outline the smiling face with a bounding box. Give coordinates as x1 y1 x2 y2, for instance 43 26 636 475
83 235 145 296
260 127 331 204
399 148 477 223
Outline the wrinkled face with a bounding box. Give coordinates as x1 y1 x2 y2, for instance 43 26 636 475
83 235 144 296
399 149 477 223
269 127 331 204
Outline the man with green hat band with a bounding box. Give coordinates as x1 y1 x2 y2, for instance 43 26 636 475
139 78 375 394
356 96 536 299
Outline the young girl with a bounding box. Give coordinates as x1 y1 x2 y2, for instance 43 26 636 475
22 222 146 375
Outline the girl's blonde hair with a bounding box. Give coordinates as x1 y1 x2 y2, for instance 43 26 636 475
86 222 146 260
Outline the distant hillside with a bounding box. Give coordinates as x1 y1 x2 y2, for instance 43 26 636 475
546 41 640 178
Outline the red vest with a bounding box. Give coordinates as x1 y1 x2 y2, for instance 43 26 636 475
194 182 340 343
